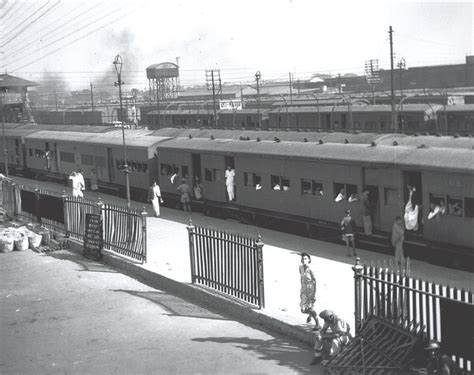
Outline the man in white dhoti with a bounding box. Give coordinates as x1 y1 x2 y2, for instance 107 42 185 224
225 166 235 201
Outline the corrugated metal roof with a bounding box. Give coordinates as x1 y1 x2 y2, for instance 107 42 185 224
268 104 439 114
156 137 473 172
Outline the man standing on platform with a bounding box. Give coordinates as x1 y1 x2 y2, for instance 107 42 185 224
225 165 235 201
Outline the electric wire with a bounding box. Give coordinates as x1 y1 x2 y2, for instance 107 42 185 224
0 0 16 19
0 0 62 49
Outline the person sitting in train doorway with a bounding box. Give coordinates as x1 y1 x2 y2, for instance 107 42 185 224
341 209 357 257
225 165 235 201
177 178 192 214
360 189 373 235
404 186 419 231
310 310 352 366
149 181 163 217
193 176 203 200
391 216 405 267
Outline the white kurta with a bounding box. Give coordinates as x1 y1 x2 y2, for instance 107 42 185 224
151 185 162 216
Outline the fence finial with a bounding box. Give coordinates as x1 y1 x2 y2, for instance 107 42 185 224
97 196 104 208
62 190 67 197
188 218 193 227
141 206 148 217
352 256 363 274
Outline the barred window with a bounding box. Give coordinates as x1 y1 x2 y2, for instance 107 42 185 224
60 151 74 163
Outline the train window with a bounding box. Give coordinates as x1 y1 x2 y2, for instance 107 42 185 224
244 172 250 186
253 174 262 190
271 175 281 190
173 165 180 175
182 166 189 179
334 183 346 202
312 181 323 196
464 198 474 218
29 148 33 157
143 164 148 173
160 164 166 175
205 168 212 182
447 196 463 217
346 184 358 201
301 179 311 194
81 154 94 166
59 151 74 163
281 177 290 191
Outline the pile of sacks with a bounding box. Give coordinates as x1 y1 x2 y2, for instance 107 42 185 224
0 225 50 253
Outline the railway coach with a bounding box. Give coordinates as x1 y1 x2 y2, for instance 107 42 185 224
153 133 473 269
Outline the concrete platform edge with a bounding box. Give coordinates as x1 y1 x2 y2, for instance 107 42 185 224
67 240 315 347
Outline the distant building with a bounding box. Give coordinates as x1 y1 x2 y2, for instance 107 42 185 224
0 74 37 123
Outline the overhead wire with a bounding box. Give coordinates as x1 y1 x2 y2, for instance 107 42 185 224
6 2 135 67
5 2 105 61
0 0 62 49
0 0 16 19
0 1 28 29
10 1 147 73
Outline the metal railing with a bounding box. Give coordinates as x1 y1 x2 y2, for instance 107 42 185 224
187 221 265 308
353 257 473 371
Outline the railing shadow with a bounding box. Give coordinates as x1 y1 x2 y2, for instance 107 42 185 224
46 251 117 273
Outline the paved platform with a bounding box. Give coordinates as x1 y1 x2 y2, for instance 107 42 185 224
5 176 474 348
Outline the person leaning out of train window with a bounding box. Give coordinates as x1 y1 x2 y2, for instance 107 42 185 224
348 193 359 203
334 188 346 202
310 310 352 366
428 200 446 221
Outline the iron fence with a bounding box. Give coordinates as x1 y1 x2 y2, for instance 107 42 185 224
102 203 147 263
353 258 473 371
187 221 265 308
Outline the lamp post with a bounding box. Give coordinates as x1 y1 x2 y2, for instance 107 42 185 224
1 93 8 177
397 58 406 132
113 54 130 209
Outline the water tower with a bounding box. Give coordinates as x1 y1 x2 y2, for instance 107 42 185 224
146 62 179 101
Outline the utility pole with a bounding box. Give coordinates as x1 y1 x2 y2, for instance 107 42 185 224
397 58 406 132
90 82 94 125
205 69 221 129
240 86 244 109
389 25 396 132
1 94 8 177
289 72 293 104
255 71 261 128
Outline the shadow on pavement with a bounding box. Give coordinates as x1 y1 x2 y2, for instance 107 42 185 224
111 289 230 321
192 336 319 374
47 251 117 273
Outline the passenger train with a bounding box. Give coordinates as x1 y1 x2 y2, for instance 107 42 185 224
1 123 473 271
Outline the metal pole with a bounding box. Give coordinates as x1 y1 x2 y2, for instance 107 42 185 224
398 58 406 133
352 257 364 334
1 94 8 177
389 26 396 132
114 56 131 209
90 82 95 125
156 80 161 128
289 72 293 104
255 71 261 128
211 70 218 129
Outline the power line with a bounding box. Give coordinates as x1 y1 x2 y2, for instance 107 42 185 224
10 2 146 73
5 2 106 61
0 1 28 29
5 2 132 67
0 0 17 19
0 0 62 49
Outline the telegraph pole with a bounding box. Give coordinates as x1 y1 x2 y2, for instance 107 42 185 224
289 72 293 104
398 58 406 132
205 69 221 129
389 25 396 132
90 82 95 124
1 94 8 177
255 71 261 128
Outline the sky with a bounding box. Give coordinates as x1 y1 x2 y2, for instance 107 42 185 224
0 0 472 91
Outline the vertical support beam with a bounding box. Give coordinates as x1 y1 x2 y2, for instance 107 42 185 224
141 206 148 264
34 186 41 224
12 182 19 217
352 256 364 334
187 219 196 283
255 234 265 309
62 190 69 236
389 25 396 132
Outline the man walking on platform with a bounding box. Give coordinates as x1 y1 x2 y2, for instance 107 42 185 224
177 179 192 214
341 209 356 257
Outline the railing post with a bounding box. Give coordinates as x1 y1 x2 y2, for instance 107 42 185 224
255 234 265 309
34 186 41 224
97 196 104 243
12 182 19 218
62 190 69 237
352 256 364 334
141 206 147 264
187 219 196 283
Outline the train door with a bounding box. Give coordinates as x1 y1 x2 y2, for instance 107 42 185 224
53 143 59 172
403 171 423 232
224 156 235 201
365 185 380 229
192 153 201 182
106 147 114 183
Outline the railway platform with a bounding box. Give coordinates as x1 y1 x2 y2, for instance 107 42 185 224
3 176 474 351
